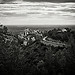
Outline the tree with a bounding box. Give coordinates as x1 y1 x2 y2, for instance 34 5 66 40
3 26 8 34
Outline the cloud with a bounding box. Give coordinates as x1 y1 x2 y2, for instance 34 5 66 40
0 0 75 3
0 2 75 25
0 2 75 17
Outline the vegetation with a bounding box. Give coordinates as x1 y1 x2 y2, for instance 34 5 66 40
0 25 75 75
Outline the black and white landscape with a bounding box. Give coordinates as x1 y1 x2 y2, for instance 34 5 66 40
0 0 75 75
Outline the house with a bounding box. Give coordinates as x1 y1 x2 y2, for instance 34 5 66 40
62 28 67 32
23 40 28 46
23 34 36 46
24 28 30 36
18 34 24 39
43 36 47 41
31 37 36 41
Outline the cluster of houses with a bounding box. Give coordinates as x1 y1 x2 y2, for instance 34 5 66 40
57 28 67 33
18 28 43 46
49 28 68 33
17 28 69 46
0 24 69 47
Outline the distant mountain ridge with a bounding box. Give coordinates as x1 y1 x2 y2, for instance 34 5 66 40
0 0 75 3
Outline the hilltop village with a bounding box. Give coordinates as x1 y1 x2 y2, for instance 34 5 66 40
0 24 68 47
17 27 68 47
0 24 75 75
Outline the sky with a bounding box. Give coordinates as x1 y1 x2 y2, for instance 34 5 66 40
0 1 75 25
0 0 75 3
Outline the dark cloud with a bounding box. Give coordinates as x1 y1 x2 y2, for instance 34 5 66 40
23 0 75 2
0 0 14 3
0 0 75 3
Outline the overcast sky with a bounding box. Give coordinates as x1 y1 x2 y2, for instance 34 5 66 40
0 1 75 25
0 0 75 3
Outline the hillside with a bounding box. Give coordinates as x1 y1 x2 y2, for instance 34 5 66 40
0 25 75 75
